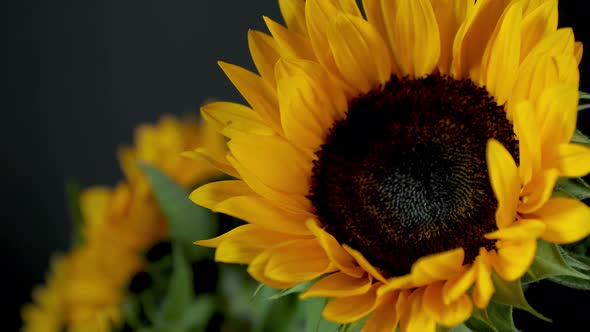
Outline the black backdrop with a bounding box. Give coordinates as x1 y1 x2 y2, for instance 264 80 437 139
4 1 590 331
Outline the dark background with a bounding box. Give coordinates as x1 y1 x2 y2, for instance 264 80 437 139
4 1 589 331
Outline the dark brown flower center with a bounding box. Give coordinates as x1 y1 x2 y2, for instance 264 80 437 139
308 74 519 277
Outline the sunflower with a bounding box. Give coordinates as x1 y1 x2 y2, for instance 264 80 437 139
20 256 67 332
21 188 145 332
119 114 225 194
22 114 222 332
191 0 590 330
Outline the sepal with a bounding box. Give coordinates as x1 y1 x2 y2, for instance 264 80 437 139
521 240 590 283
490 273 550 322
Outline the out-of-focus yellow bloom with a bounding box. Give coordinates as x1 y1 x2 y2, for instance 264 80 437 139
21 257 67 332
22 114 222 331
82 185 167 252
119 114 224 194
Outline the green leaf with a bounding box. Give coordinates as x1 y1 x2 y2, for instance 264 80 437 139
338 318 366 332
549 274 590 290
139 289 158 324
547 245 590 290
447 323 476 332
65 180 84 246
268 280 314 300
299 297 340 332
120 296 144 330
561 236 590 257
155 244 194 324
259 294 299 332
176 296 216 331
522 240 590 283
217 265 280 332
467 307 498 332
580 91 590 100
554 177 590 200
486 303 518 332
468 302 519 332
491 273 550 322
560 247 590 271
578 104 590 111
142 164 216 260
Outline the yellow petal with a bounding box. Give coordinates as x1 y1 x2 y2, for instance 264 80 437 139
510 54 578 118
218 62 282 134
472 249 494 309
343 244 387 283
323 283 380 323
304 0 340 69
555 55 581 86
300 272 372 299
277 76 329 150
451 0 508 78
304 0 362 95
486 139 520 228
512 101 540 185
335 0 363 16
537 86 579 149
548 143 590 178
380 249 466 295
423 281 473 327
362 0 394 61
215 238 275 264
518 169 559 214
492 239 537 281
248 249 298 289
248 30 281 88
442 266 475 305
189 180 252 210
526 27 576 58
195 224 294 249
79 187 112 229
227 154 311 212
265 239 335 283
383 0 440 77
213 196 312 235
200 101 274 137
537 197 590 244
383 274 416 292
429 0 474 74
182 148 239 179
274 58 347 127
228 134 312 197
362 290 400 332
485 218 546 240
279 0 308 36
410 248 465 287
520 0 558 61
307 219 364 278
275 58 348 153
400 288 437 332
392 288 411 315
480 1 522 105
263 16 315 61
574 41 583 65
327 14 392 92
521 0 552 15
117 146 145 192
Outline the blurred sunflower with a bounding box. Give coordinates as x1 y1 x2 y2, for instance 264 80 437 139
20 256 67 332
191 0 590 330
119 114 225 193
22 115 222 332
